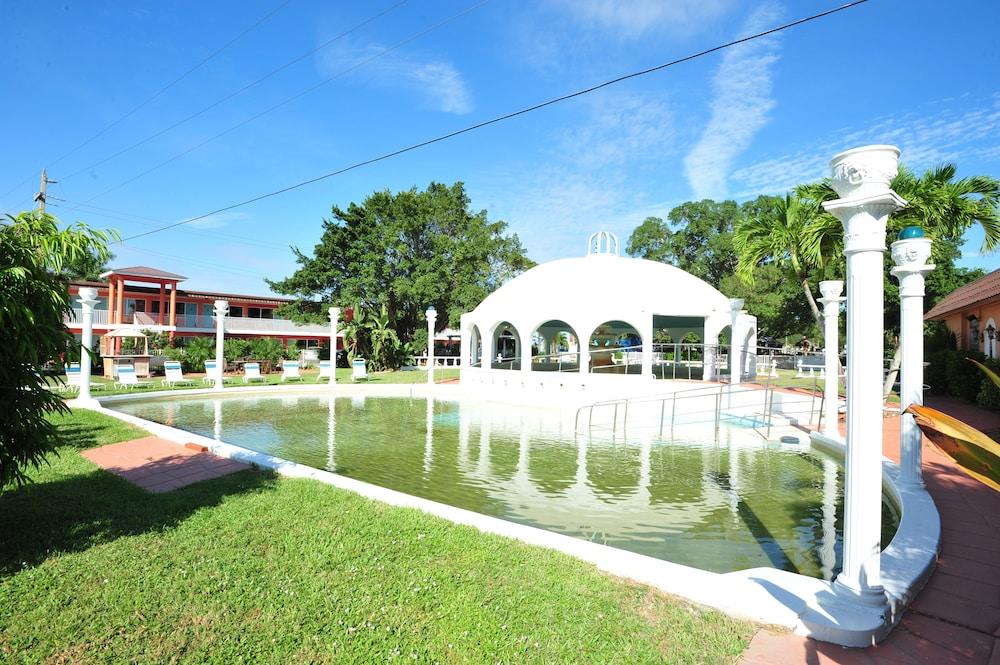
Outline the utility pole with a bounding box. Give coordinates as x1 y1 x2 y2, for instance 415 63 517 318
34 169 56 213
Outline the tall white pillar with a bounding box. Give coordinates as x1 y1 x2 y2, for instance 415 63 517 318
729 299 744 385
328 307 340 386
426 306 438 385
891 230 934 488
213 300 228 391
76 287 99 404
641 312 655 378
818 281 845 439
823 145 906 608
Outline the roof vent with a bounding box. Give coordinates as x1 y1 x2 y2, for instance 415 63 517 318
587 231 619 256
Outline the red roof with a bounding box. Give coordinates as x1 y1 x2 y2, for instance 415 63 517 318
925 268 1000 320
100 266 187 281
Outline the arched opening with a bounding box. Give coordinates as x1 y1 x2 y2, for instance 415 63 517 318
530 320 581 372
469 324 483 367
588 320 643 375
716 325 732 380
491 321 521 370
986 318 998 359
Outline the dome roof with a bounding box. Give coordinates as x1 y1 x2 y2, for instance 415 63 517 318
471 253 730 326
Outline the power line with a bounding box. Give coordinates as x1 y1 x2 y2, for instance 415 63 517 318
80 0 484 204
123 0 871 244
50 200 289 251
0 0 293 205
59 0 411 186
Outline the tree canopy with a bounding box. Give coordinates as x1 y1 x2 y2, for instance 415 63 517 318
268 182 533 366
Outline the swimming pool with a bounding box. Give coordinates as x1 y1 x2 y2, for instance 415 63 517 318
109 393 899 580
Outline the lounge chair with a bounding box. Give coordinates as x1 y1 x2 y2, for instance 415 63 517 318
351 358 369 382
281 360 304 382
113 366 152 390
62 364 105 392
243 362 266 383
202 360 233 385
163 361 196 387
316 360 333 382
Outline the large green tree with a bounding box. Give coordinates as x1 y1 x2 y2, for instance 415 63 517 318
1 211 115 488
626 200 744 287
268 182 533 366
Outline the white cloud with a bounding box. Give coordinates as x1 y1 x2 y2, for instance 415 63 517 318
730 94 1000 197
551 0 736 39
557 91 676 168
318 42 472 115
682 3 783 199
183 211 248 230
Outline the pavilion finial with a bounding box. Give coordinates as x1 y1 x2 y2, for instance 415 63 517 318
587 231 619 256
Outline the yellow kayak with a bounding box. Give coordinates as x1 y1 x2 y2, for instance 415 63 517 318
906 403 1000 493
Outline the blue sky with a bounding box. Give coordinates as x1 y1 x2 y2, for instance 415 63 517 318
2 0 999 295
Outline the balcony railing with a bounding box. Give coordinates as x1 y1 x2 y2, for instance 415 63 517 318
66 309 330 335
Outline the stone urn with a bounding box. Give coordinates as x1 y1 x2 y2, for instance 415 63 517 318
828 145 900 199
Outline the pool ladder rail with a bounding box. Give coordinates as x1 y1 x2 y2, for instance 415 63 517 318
574 382 828 442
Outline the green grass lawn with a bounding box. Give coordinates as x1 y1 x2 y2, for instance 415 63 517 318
0 409 755 664
48 367 461 397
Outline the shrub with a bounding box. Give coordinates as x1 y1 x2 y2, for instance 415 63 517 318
248 338 284 366
183 337 215 373
975 357 1000 410
926 349 991 404
1 211 114 487
224 338 251 363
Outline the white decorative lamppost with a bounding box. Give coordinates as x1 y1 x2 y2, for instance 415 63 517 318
426 305 438 385
76 287 99 405
729 298 744 385
213 300 228 391
822 145 906 608
818 280 845 439
328 306 340 386
891 227 934 488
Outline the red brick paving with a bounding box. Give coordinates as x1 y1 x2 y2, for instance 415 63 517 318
82 436 251 493
740 396 1000 665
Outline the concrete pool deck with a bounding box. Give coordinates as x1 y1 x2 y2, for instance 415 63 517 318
740 396 1000 664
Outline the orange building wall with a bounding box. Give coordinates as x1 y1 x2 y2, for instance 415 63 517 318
941 297 1000 357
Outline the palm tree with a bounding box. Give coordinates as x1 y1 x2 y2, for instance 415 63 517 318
733 193 831 330
891 164 1000 251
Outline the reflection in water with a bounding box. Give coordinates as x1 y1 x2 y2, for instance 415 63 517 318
110 395 900 580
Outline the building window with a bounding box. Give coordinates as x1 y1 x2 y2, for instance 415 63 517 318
969 315 980 351
151 301 160 314
175 302 188 315
248 307 261 318
230 306 243 317
260 308 273 319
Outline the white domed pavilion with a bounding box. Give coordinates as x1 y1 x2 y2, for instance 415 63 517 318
459 232 756 389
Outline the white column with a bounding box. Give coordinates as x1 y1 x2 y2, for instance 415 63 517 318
328 307 340 386
823 145 906 608
729 299 744 385
213 300 228 391
641 312 654 378
818 281 845 439
426 306 438 385
891 231 934 488
76 287 99 404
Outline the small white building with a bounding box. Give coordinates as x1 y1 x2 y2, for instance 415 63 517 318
460 232 756 391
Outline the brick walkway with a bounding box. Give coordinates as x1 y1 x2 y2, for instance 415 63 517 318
740 397 1000 665
82 436 251 493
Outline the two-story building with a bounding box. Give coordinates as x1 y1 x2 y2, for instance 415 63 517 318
66 266 336 357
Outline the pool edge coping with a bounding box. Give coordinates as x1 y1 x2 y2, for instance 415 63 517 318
69 385 937 648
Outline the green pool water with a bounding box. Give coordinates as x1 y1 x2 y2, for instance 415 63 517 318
109 394 900 580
